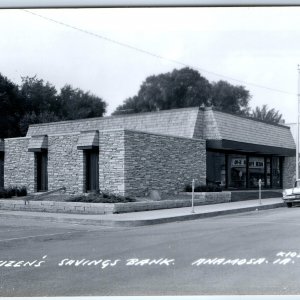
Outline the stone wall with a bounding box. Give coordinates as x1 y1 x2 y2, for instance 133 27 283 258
48 134 84 194
283 156 296 189
0 199 114 214
99 130 125 196
123 130 206 197
4 137 35 193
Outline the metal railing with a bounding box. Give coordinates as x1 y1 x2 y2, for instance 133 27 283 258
24 187 66 205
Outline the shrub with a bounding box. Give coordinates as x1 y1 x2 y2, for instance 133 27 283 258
0 189 12 198
66 192 134 203
0 186 28 198
16 186 27 197
184 183 222 193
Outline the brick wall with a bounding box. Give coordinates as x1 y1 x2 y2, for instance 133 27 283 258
99 130 125 196
48 134 84 194
283 156 296 189
123 130 206 197
4 138 35 193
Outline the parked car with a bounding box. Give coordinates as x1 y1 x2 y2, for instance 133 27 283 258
283 180 300 207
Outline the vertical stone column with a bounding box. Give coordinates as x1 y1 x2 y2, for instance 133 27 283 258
283 156 296 189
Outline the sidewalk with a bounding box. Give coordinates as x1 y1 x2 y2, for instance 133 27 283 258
0 197 285 227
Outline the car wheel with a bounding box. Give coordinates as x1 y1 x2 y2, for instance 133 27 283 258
287 202 293 208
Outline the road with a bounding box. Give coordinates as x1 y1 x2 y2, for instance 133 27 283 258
1 207 300 296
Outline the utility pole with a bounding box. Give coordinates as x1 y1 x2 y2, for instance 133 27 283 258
297 65 300 180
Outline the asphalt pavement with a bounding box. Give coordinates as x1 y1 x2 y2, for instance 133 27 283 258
1 205 300 296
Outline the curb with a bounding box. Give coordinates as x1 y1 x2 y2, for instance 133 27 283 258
97 202 285 227
0 202 285 227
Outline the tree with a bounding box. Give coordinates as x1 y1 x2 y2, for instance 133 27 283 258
18 77 107 135
20 76 59 115
0 74 24 138
251 104 284 124
113 67 212 115
59 85 107 120
0 74 107 138
113 67 251 116
210 80 251 115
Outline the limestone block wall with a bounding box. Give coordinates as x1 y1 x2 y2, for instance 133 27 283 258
48 134 84 194
123 130 206 197
283 156 296 189
4 137 35 193
99 130 125 196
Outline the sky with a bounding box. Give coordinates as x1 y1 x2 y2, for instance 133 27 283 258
0 7 300 122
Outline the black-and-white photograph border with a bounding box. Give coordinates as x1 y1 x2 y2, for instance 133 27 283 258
1 1 300 299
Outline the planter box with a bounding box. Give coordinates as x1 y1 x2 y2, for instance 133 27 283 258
0 191 231 215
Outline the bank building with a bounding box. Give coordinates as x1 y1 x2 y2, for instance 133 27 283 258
0 106 296 197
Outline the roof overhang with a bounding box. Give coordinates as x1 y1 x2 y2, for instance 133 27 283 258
77 130 99 150
207 139 296 156
28 135 48 152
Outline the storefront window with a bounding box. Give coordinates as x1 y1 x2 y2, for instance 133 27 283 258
206 152 283 190
266 157 271 188
206 152 226 187
228 155 247 189
248 157 264 188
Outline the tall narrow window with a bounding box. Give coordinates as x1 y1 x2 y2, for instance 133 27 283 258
36 151 48 192
85 149 99 192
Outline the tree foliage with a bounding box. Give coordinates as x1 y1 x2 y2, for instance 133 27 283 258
251 104 284 124
113 67 251 116
210 80 251 115
0 74 24 138
0 74 107 138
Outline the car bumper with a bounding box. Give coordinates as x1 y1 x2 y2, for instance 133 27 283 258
283 195 300 202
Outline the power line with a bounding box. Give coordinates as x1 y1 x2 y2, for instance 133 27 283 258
22 9 296 96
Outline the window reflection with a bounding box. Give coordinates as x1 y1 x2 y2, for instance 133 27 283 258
248 157 264 188
227 155 247 189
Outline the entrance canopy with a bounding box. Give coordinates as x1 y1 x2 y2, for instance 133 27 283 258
77 130 99 150
28 135 48 152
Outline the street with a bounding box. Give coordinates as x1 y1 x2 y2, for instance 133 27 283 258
1 207 300 296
